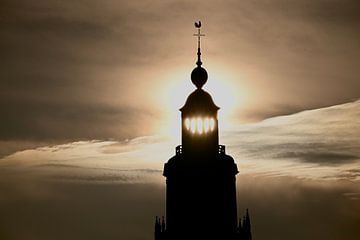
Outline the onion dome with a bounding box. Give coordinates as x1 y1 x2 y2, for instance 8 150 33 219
180 88 219 115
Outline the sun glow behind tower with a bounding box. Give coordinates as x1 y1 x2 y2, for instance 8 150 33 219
158 67 246 139
154 23 250 140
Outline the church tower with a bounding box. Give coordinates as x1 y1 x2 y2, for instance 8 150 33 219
155 22 251 240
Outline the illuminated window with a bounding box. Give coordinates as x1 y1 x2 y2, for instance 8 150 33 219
185 118 190 130
204 118 210 132
190 118 196 133
184 117 216 134
209 118 215 131
197 118 203 134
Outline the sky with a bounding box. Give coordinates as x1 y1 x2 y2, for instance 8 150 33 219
0 0 360 239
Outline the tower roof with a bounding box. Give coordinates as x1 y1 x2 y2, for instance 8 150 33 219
180 88 219 114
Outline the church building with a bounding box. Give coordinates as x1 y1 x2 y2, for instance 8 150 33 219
155 22 252 240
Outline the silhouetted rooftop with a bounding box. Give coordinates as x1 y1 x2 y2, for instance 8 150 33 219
180 88 219 114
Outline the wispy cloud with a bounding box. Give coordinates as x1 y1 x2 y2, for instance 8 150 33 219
223 100 360 180
0 100 359 183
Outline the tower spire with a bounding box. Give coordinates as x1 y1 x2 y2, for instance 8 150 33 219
157 22 242 240
193 21 205 66
191 21 208 89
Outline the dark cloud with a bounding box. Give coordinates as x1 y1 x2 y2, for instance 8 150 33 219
0 140 47 159
35 163 84 169
0 180 165 240
0 0 169 151
236 175 360 240
0 171 359 240
50 174 137 183
277 151 359 165
337 169 360 181
0 100 154 141
1 0 360 151
243 104 309 122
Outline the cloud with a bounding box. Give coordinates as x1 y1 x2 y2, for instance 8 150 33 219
1 0 360 151
0 100 154 141
0 100 359 239
222 100 360 180
1 100 359 183
1 1 359 239
0 180 166 240
343 192 360 201
236 175 360 240
0 173 359 240
277 151 358 165
336 169 360 182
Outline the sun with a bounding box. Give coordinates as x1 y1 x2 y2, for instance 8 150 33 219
157 66 247 139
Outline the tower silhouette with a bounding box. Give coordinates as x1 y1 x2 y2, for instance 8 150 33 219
155 22 252 240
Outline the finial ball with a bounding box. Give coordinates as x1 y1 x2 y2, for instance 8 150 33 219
191 66 208 89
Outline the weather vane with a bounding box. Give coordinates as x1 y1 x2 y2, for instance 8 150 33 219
193 21 205 66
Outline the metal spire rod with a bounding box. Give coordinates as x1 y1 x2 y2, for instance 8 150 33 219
193 21 205 66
